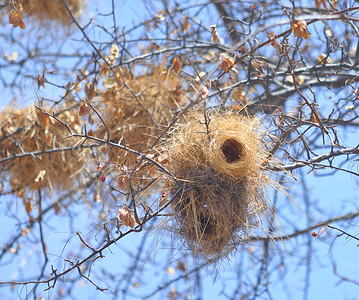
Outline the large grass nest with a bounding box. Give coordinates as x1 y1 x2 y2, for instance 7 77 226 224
4 0 83 24
163 112 271 260
0 105 86 194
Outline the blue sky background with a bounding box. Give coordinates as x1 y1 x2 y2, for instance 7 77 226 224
1 1 359 299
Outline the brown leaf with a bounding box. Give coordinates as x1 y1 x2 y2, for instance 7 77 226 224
210 25 219 43
318 54 333 65
117 208 136 227
100 63 109 76
78 102 90 116
37 75 45 89
73 81 82 93
128 214 136 228
85 82 96 99
182 15 191 32
291 19 310 39
330 0 338 9
25 201 33 214
220 57 235 73
172 56 181 74
9 10 25 30
311 110 319 123
269 31 278 47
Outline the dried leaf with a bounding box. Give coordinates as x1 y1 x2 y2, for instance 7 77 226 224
329 0 338 10
172 56 181 74
291 19 310 39
37 75 45 89
314 0 327 9
269 31 278 47
117 208 136 227
182 15 191 32
118 176 126 190
279 115 284 126
210 25 219 43
128 214 136 228
311 111 319 123
25 201 33 214
79 102 90 116
117 209 129 223
220 57 235 73
318 54 333 65
9 10 25 30
177 261 187 272
85 82 96 99
100 63 109 76
296 75 304 84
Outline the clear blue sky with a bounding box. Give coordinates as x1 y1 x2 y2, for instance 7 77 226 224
1 1 359 299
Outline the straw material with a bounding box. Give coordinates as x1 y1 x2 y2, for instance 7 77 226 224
162 112 270 259
8 0 83 24
0 105 86 194
96 67 185 151
91 64 186 190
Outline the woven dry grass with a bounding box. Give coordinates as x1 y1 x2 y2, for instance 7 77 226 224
0 105 86 194
6 0 83 24
96 66 185 151
92 64 186 189
162 112 271 259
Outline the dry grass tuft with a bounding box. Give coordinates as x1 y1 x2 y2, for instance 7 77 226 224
85 63 187 191
96 66 185 151
6 0 83 24
162 112 272 260
0 105 86 194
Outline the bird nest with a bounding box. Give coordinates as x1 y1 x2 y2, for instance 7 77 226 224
162 112 272 260
5 0 83 25
0 105 86 194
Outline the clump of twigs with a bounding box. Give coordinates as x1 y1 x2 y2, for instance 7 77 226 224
0 105 86 195
162 112 272 260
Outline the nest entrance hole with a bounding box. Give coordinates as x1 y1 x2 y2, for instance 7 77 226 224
221 139 243 163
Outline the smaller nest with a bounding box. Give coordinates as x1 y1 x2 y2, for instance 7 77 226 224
7 0 83 24
0 105 86 194
96 66 185 151
93 65 186 190
163 112 270 260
